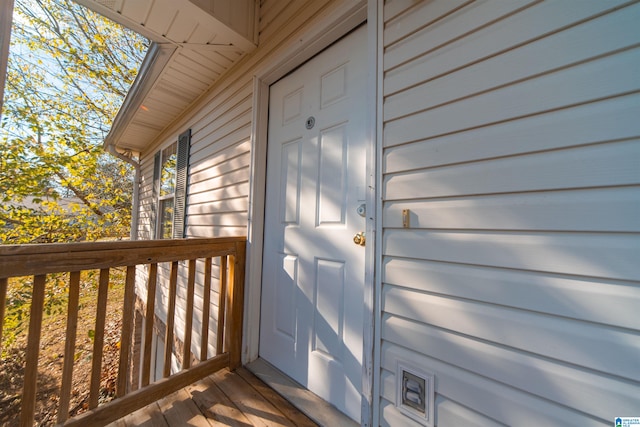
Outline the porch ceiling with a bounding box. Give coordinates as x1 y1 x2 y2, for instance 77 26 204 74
75 0 258 153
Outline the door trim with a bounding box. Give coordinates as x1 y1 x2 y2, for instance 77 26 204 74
244 0 377 424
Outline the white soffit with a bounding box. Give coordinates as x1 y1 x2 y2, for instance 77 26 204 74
75 0 258 153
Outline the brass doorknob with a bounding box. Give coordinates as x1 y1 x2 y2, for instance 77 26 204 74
353 231 365 246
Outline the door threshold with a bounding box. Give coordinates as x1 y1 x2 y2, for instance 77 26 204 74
246 358 360 427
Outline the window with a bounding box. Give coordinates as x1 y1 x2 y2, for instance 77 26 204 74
158 143 177 239
153 129 191 239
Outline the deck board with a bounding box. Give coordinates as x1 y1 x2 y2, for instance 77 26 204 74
120 402 168 427
211 369 296 427
159 388 212 427
235 369 318 427
109 368 318 427
187 375 253 427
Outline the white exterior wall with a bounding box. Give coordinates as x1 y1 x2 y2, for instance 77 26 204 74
379 1 640 426
133 0 337 367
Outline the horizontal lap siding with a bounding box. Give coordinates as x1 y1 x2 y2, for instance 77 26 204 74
184 82 252 239
380 1 640 425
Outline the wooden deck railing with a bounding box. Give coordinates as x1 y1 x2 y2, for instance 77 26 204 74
0 237 246 427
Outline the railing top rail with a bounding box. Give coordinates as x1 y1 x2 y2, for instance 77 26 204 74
0 237 247 278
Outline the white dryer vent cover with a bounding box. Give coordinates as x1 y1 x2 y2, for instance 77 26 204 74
396 361 435 426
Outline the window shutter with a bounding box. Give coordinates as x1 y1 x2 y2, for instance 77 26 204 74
173 129 191 238
151 151 161 239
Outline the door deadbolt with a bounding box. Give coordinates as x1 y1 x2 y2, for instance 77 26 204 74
305 116 315 129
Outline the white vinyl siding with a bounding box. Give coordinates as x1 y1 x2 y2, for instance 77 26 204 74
379 1 640 426
185 81 252 239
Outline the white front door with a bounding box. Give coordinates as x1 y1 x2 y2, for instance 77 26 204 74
259 26 367 422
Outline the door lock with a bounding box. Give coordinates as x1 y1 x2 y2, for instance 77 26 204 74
353 231 366 246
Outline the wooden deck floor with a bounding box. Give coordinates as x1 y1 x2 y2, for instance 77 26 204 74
108 367 319 427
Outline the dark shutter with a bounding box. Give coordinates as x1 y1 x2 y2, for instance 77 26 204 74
173 129 191 239
150 151 161 239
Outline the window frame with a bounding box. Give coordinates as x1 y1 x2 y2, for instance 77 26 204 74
157 142 177 239
152 129 191 239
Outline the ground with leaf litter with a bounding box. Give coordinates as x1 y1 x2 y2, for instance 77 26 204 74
0 277 125 426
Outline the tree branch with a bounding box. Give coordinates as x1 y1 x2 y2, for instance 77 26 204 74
53 171 104 217
0 212 26 226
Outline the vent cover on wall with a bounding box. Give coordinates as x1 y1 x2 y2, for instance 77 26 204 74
396 361 435 426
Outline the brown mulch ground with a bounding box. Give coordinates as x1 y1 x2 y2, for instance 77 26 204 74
0 280 125 426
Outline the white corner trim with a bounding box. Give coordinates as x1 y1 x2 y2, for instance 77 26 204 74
244 75 269 363
370 0 384 425
363 1 381 426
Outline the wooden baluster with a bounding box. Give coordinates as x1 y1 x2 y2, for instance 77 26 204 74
117 265 136 397
0 277 7 353
141 263 157 387
216 256 228 355
182 259 196 369
90 269 110 409
163 261 179 378
20 274 46 427
200 257 212 361
227 241 246 370
57 271 81 423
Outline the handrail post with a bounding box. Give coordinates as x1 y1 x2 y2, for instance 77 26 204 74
227 241 246 370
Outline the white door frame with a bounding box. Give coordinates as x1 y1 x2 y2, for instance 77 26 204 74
243 0 378 424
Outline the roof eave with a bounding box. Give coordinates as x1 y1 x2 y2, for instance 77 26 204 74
103 42 177 153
